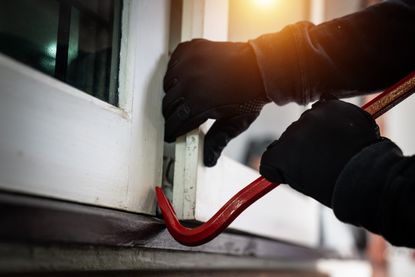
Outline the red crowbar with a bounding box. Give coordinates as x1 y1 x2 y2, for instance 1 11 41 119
156 71 415 246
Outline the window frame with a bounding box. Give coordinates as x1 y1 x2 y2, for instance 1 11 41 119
0 0 170 214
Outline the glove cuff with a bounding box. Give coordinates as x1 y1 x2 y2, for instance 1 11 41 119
249 23 312 105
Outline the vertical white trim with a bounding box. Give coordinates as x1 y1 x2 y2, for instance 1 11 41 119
172 0 230 219
118 0 134 113
172 0 207 219
181 0 205 41
203 0 229 41
310 0 325 24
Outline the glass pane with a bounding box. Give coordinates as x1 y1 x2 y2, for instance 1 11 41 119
0 0 122 106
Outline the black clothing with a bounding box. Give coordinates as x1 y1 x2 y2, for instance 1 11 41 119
162 0 415 247
163 40 269 166
250 0 415 105
334 139 415 247
260 99 381 207
253 0 415 247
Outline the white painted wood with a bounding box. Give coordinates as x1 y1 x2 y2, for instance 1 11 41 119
0 0 170 214
203 0 229 41
310 0 325 24
172 0 207 219
123 0 169 213
181 0 205 41
172 0 319 247
172 0 226 219
196 155 320 247
386 94 415 155
173 129 202 219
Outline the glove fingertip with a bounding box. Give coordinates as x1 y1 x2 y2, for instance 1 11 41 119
164 136 175 143
164 135 175 143
259 164 285 184
204 155 217 167
163 127 177 143
203 146 219 167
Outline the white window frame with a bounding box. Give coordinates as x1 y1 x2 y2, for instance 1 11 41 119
0 0 170 214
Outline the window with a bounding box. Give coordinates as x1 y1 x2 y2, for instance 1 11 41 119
0 0 122 105
0 0 169 214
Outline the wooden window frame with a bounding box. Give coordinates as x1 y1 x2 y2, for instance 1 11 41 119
0 0 170 214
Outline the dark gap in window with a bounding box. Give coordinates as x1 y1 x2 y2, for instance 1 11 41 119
55 2 71 81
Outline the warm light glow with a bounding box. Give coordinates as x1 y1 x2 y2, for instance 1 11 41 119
252 0 278 8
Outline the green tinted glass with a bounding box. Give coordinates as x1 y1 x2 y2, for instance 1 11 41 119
0 0 122 106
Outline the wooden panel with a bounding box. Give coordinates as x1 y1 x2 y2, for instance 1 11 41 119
386 94 415 155
0 54 131 209
122 0 169 213
195 155 320 246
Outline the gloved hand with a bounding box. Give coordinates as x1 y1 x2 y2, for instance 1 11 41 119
163 39 269 167
260 98 381 207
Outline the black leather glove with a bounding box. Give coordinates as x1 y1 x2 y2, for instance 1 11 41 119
163 39 269 167
260 98 381 207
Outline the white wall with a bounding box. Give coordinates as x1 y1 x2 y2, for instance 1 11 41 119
386 95 415 155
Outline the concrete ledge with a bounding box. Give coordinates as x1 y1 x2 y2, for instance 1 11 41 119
0 191 327 274
0 242 319 274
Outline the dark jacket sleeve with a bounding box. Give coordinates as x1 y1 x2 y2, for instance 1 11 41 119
332 138 415 247
249 0 415 105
